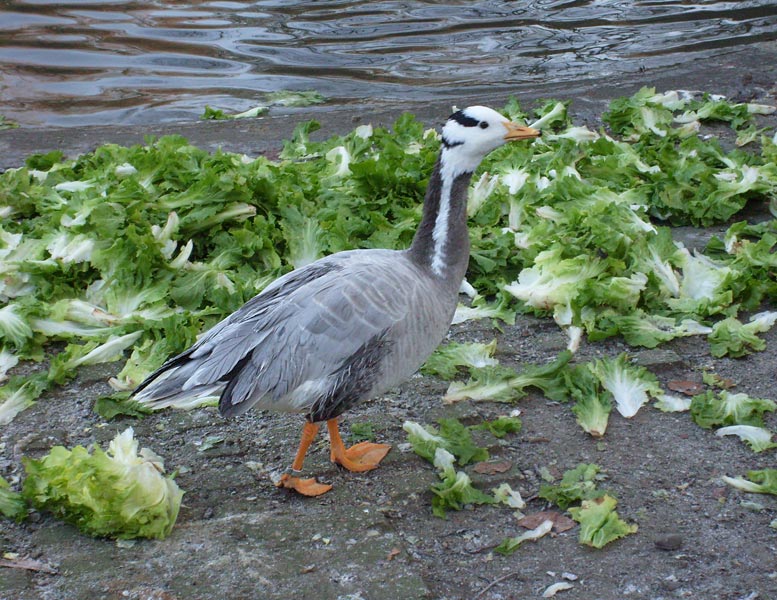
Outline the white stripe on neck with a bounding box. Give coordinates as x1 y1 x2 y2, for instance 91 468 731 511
430 177 453 276
430 149 475 276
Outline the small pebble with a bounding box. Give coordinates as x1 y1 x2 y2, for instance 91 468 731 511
654 534 683 551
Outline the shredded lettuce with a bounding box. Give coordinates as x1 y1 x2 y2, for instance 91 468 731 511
1 89 777 427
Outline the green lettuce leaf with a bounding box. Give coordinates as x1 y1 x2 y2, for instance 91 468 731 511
0 475 27 522
430 449 494 518
402 419 488 466
21 427 184 539
93 393 154 421
722 469 777 495
690 390 776 429
715 425 777 453
470 415 522 439
568 494 638 548
709 312 777 358
443 351 572 404
589 354 662 418
567 365 612 438
421 340 498 380
0 374 50 426
538 463 605 510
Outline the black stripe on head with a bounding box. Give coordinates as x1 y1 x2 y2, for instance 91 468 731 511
449 110 479 128
441 136 464 150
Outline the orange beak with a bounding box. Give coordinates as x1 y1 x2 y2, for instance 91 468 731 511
503 121 541 141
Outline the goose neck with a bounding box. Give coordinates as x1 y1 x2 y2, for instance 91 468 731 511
408 153 474 283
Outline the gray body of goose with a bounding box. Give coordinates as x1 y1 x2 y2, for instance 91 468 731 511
134 106 539 495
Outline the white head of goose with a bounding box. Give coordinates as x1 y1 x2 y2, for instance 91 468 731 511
134 106 540 496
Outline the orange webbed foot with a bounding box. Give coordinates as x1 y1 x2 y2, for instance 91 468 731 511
276 473 333 497
326 418 391 472
331 441 392 472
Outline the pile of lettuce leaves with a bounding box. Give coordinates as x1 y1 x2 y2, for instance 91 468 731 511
1 87 776 426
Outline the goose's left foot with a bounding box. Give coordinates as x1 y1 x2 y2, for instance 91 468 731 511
327 419 391 472
332 441 391 472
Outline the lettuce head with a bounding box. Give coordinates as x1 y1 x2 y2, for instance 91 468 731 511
22 427 184 539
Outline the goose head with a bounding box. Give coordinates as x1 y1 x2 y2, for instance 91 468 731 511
440 105 540 175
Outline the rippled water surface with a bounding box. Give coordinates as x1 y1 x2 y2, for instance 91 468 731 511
1 0 776 126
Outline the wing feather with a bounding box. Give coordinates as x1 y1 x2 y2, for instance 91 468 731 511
135 250 434 417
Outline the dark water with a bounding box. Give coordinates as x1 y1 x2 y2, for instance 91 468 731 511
1 0 776 127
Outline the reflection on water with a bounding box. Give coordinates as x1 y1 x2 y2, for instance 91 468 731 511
1 0 776 126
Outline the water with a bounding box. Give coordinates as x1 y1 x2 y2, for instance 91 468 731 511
1 0 776 127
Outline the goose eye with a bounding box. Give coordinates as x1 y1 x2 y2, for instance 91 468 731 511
479 122 489 129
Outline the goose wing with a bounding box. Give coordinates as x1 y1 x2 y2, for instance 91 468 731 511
134 250 432 417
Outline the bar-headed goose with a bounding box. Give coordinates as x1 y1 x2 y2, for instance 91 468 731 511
134 106 540 495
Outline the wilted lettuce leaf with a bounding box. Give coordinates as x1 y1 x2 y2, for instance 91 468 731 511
347 422 375 444
201 105 231 120
567 365 612 438
93 393 154 421
266 90 326 107
589 354 662 418
443 365 525 403
21 428 183 539
568 494 638 548
690 390 776 429
494 519 553 555
470 415 522 438
0 475 27 522
538 463 605 510
722 468 777 495
402 419 488 466
421 339 498 380
443 351 572 404
0 374 49 427
430 449 495 518
436 419 490 465
709 313 777 358
715 425 777 453
451 294 516 326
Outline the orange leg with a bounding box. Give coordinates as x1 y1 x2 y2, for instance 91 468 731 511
276 422 332 496
327 418 391 472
